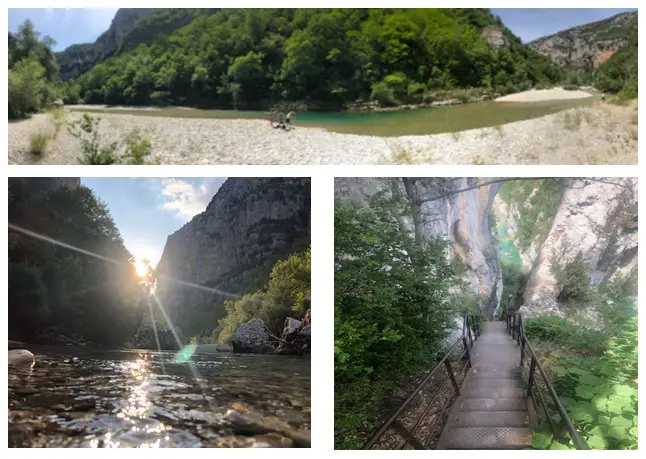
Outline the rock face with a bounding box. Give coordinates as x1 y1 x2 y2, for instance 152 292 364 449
529 11 637 68
482 26 508 51
231 318 275 354
155 178 311 337
132 323 181 350
520 178 637 317
335 178 502 316
276 310 311 355
57 9 157 80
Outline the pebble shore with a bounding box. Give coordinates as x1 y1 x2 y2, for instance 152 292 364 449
8 101 636 165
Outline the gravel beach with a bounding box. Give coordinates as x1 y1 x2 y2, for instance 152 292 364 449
8 101 636 165
495 87 594 102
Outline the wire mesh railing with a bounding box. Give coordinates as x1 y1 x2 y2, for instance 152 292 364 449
504 306 590 450
363 312 482 450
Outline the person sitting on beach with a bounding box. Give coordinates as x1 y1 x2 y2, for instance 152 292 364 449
278 112 285 129
285 111 295 130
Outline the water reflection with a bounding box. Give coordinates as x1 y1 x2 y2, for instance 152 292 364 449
8 347 310 448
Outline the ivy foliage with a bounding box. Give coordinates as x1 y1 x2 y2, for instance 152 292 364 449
525 296 638 450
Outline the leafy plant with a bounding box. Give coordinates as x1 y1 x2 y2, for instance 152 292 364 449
28 132 51 154
68 113 117 165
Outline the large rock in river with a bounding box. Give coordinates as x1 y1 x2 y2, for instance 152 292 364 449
232 318 275 354
8 349 35 368
132 323 181 350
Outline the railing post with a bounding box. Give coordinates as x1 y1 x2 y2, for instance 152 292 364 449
468 317 474 348
512 315 516 340
520 334 525 366
444 360 460 395
391 421 427 450
517 317 521 346
527 356 537 397
463 336 472 368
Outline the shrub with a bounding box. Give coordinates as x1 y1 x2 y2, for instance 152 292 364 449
68 114 117 165
28 132 50 154
122 129 153 165
563 84 580 91
150 90 173 106
8 57 47 119
406 82 426 104
553 252 594 303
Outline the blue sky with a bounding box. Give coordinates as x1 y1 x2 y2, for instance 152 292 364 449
8 8 638 51
80 178 226 265
491 8 637 42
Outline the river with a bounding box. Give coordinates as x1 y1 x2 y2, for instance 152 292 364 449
70 97 596 137
8 346 311 448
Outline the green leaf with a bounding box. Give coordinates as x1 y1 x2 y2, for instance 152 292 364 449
575 385 594 400
552 365 567 376
586 434 607 450
579 373 601 386
597 415 611 425
608 426 627 440
613 384 636 398
629 426 637 438
568 366 586 375
560 396 577 407
589 425 608 437
532 431 553 449
611 416 632 428
550 441 572 450
551 413 562 424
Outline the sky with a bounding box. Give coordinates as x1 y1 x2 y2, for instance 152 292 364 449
80 177 227 266
8 8 638 51
491 8 637 42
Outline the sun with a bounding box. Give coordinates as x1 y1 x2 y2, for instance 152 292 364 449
133 258 149 278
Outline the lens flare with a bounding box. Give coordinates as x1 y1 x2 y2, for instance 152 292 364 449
175 344 197 363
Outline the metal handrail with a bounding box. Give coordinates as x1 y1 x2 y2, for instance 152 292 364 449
504 304 590 450
363 312 481 450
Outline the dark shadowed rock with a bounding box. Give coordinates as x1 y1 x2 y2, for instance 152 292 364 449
231 319 275 354
132 323 181 350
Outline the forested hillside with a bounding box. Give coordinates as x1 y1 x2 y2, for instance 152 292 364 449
63 8 562 109
8 178 146 346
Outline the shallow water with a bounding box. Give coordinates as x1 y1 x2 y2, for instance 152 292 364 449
71 97 596 136
499 224 522 266
8 346 310 448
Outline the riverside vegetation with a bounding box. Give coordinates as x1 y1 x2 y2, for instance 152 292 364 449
334 194 483 449
9 9 636 117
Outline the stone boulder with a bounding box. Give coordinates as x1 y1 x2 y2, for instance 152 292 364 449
133 323 180 350
8 349 35 368
231 318 275 354
281 317 302 341
276 311 311 355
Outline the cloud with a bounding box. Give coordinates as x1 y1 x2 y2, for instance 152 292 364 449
160 178 225 221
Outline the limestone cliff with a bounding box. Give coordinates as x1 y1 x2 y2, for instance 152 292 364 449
529 11 637 68
519 178 637 317
57 9 157 80
334 178 502 315
155 178 310 337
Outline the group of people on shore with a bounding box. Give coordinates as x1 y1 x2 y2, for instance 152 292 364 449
269 110 296 131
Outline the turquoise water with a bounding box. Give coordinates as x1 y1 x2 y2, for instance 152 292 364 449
499 224 522 266
71 97 596 137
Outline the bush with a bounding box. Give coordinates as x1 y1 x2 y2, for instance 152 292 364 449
8 57 47 119
406 82 426 104
122 129 153 165
563 84 580 91
28 132 50 154
553 252 595 303
68 114 117 165
334 195 463 448
150 90 173 106
370 81 398 107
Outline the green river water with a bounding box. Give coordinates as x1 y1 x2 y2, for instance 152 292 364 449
499 223 522 266
71 97 596 137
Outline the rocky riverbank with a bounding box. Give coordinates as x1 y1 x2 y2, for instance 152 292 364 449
8 101 636 164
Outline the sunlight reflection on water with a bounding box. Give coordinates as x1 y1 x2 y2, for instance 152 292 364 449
89 354 172 448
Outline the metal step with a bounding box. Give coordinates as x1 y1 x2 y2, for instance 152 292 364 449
446 410 531 428
468 378 524 389
463 387 526 399
436 427 533 449
471 369 522 379
456 398 528 411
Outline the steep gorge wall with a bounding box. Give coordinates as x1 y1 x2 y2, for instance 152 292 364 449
519 178 638 317
335 178 503 315
155 178 311 337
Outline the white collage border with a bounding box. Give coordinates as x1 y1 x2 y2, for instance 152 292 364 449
1 2 643 455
